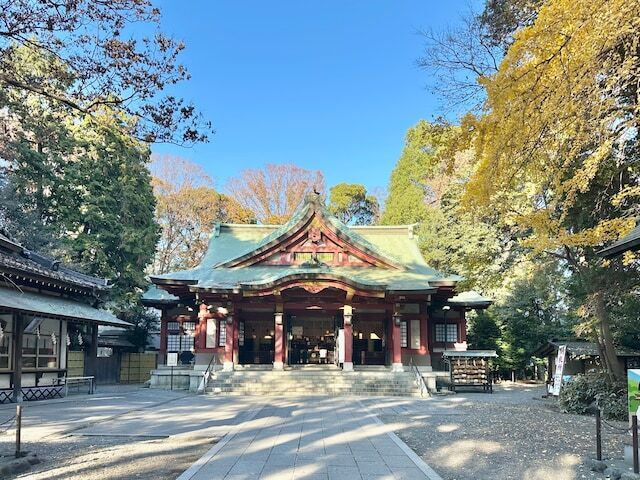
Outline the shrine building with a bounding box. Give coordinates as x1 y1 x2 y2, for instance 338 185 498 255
143 193 489 375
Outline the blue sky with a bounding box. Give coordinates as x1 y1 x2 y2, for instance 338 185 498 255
153 1 473 196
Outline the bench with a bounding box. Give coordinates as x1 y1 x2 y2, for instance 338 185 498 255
64 376 95 395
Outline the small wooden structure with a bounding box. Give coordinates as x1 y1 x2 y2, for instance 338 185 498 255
443 350 497 393
532 340 640 380
0 231 129 402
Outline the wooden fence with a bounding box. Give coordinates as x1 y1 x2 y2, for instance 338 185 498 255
119 352 157 384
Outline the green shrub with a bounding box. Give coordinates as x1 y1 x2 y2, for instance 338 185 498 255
559 373 627 420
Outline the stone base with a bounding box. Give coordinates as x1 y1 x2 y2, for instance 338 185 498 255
273 361 284 370
342 362 353 372
391 363 404 373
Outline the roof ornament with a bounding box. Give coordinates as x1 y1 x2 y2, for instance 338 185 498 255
305 189 323 210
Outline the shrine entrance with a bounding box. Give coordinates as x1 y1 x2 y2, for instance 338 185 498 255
287 314 337 365
238 310 275 365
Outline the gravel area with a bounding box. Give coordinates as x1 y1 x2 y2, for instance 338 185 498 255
0 434 214 480
377 383 630 480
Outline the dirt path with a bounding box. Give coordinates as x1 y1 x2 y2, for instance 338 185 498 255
373 383 629 480
7 435 214 480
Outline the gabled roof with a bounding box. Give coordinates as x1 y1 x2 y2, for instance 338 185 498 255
598 223 640 258
144 194 461 301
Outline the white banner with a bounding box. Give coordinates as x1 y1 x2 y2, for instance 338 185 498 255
551 344 567 396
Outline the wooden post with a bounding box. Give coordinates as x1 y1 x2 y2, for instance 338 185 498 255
633 414 639 474
595 408 602 461
85 324 98 377
12 314 23 404
15 404 22 458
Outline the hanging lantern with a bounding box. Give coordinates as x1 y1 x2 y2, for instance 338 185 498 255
66 334 71 346
78 333 83 345
0 324 4 341
51 332 57 345
36 326 41 339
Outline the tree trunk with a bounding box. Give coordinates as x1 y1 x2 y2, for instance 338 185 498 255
594 291 625 382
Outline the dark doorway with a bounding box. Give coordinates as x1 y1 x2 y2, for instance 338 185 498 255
287 314 336 365
95 353 121 384
352 316 386 365
239 314 275 364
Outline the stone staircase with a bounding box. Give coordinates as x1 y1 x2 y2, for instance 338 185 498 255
205 366 423 397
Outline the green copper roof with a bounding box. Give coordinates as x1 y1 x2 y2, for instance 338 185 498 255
146 196 461 300
141 284 180 305
0 287 130 327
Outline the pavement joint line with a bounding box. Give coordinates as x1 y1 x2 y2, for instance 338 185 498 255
36 392 193 439
175 401 266 480
357 398 444 480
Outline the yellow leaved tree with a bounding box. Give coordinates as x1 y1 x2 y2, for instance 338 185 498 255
463 0 640 381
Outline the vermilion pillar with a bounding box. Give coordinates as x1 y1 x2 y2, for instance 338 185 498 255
343 306 353 371
391 313 403 372
274 312 284 370
224 315 234 371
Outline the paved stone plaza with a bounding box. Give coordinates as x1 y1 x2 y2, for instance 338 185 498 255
180 397 440 480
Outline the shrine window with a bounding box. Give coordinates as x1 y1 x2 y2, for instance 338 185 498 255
400 321 408 348
218 321 226 347
167 321 179 332
167 334 194 352
21 318 60 369
435 324 458 343
400 319 421 349
182 321 196 333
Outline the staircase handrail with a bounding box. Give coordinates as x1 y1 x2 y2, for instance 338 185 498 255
197 354 217 394
409 356 430 397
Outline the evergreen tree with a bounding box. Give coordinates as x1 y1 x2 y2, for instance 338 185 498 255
0 48 159 305
60 113 159 302
328 183 379 225
381 120 454 225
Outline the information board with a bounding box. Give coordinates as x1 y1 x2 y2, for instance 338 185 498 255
167 352 178 367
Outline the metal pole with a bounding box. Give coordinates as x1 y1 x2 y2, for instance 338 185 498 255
15 404 22 458
633 414 639 474
595 408 602 461
170 365 173 391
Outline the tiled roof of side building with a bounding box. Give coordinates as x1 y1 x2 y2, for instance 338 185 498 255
0 233 109 290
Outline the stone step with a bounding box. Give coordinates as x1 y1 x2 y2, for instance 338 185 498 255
204 369 422 397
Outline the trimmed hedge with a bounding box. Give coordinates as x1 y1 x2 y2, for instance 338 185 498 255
558 373 627 420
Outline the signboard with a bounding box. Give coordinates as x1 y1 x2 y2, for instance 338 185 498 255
167 352 178 367
551 344 567 396
628 369 640 414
